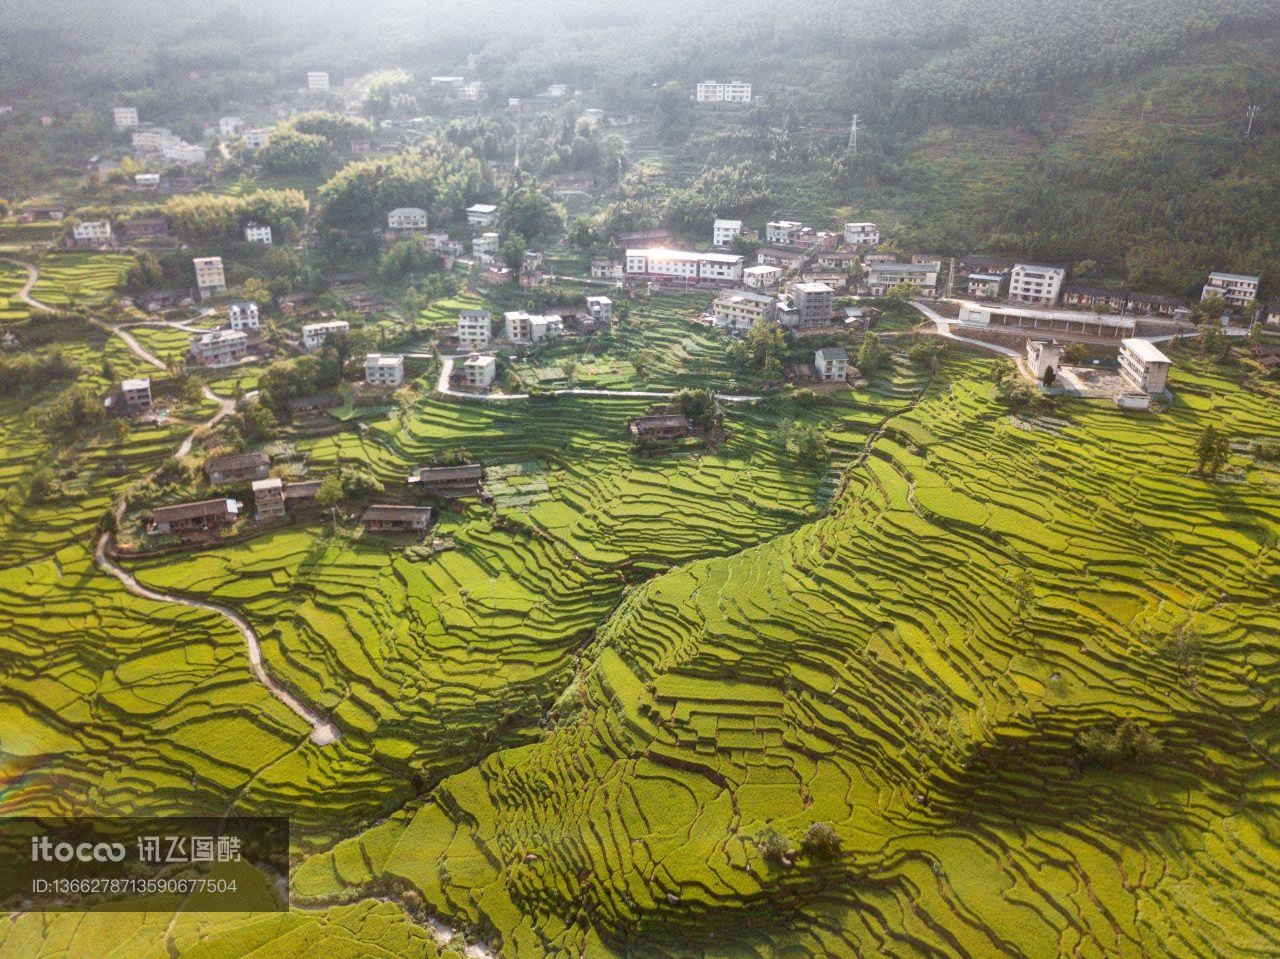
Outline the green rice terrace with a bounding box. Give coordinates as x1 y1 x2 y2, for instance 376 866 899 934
0 258 1278 957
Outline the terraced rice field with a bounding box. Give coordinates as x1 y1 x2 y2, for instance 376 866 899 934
0 262 30 324
28 252 133 307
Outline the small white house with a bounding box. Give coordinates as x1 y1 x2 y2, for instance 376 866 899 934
765 220 804 245
134 172 160 188
242 128 271 150
364 353 405 387
244 222 273 244
472 232 500 258
467 203 498 227
72 219 112 247
815 346 849 383
843 222 880 247
1118 338 1173 395
228 302 260 332
302 319 350 351
743 264 783 290
120 377 152 410
218 116 243 137
113 107 139 128
458 309 492 350
388 207 429 231
585 296 614 324
193 256 227 299
462 353 497 389
1025 340 1063 381
307 71 331 91
162 141 207 164
713 218 743 248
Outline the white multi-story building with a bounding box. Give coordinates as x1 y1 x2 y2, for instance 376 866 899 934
696 81 752 103
193 256 226 299
302 320 350 352
1201 272 1259 310
364 353 405 387
307 71 331 91
472 232 500 257
585 296 613 324
244 222 273 244
624 249 744 284
457 309 492 350
742 264 783 290
120 377 152 409
864 261 940 296
162 141 207 164
1118 338 1173 395
765 220 804 245
713 218 743 248
466 204 498 227
218 116 243 136
459 81 486 101
190 329 248 368
388 207 429 231
113 107 139 128
72 219 112 247
712 289 775 332
228 302 260 332
843 222 880 246
462 353 496 389
815 347 849 383
1009 264 1066 306
504 311 564 344
242 128 271 150
132 126 177 153
134 172 160 188
791 282 835 325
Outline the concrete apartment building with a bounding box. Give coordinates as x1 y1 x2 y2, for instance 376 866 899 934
189 329 248 368
364 353 405 387
72 219 112 247
457 309 492 350
1008 264 1066 306
585 296 614 324
388 207 429 231
462 353 497 389
244 222 273 244
227 302 260 331
713 218 744 247
307 71 331 91
504 311 564 344
792 282 835 325
624 249 744 284
1201 271 1259 309
193 256 227 299
302 320 350 351
843 222 880 246
863 261 940 296
712 289 776 332
765 220 804 245
743 264 783 290
1118 338 1173 395
120 377 152 410
472 232 500 258
466 203 499 227
696 81 752 103
131 126 176 153
113 107 139 128
815 347 849 383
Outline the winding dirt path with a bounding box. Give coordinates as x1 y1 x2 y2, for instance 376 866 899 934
7 256 339 746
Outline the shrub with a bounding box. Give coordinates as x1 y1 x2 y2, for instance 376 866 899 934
1077 719 1163 769
801 821 842 861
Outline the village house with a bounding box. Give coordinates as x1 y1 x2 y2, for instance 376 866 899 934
459 81 486 100
252 478 287 522
427 233 463 255
1025 340 1064 381
1008 264 1066 306
364 353 405 387
277 291 316 314
775 296 800 328
504 310 564 344
218 116 243 137
307 71 331 91
629 414 694 440
408 463 484 497
133 173 161 190
302 319 350 351
482 265 514 285
756 247 806 271
1202 271 1260 310
864 261 940 296
458 309 492 350
228 302 260 331
72 219 112 247
712 289 776 332
713 218 744 247
1263 303 1280 326
696 81 752 103
1061 283 1128 313
743 264 783 290
286 393 341 419
120 377 152 411
1118 338 1173 395
193 256 227 299
462 353 497 389
792 282 835 326
242 128 271 150
388 207 429 232
591 259 622 281
466 203 499 227
585 296 613 325
625 249 744 285
814 346 849 383
791 229 839 253
244 222 272 244
843 222 880 246
205 451 270 486
765 220 804 245
472 232 500 258
162 141 207 164
362 505 432 532
113 106 139 128
816 250 858 272
150 498 241 536
131 126 176 153
967 273 1006 299
1126 292 1188 317
189 329 247 368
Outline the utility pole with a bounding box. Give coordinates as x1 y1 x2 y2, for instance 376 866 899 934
847 114 859 156
946 257 956 299
1244 104 1259 139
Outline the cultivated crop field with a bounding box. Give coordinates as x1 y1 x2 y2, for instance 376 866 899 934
29 251 133 306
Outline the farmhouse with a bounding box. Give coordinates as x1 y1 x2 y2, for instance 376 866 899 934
1061 284 1128 313
462 353 497 389
967 273 1006 299
131 126 176 153
466 203 499 226
792 229 838 252
1127 292 1188 317
302 319 350 351
864 261 940 296
113 106 139 128
743 264 783 290
816 251 858 271
388 207 429 231
189 329 247 368
150 498 241 535
459 81 486 100
585 296 613 324
712 289 776 332
815 346 849 383
72 219 112 247
792 282 835 325
1118 338 1173 395
757 248 806 270
625 249 743 285
408 463 484 497
286 393 341 418
1025 340 1064 380
228 302 259 331
205 451 270 485
244 222 272 244
193 256 227 299
1202 271 1259 309
629 414 694 440
472 232 500 257
120 377 152 410
591 259 622 280
713 218 744 247
162 142 207 164
458 309 492 350
362 505 432 533
242 128 271 150
252 478 287 521
765 220 803 245
843 222 880 246
1009 264 1066 306
364 353 405 387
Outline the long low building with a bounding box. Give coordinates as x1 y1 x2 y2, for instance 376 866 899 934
150 498 241 535
712 289 775 332
362 504 432 532
407 463 484 497
864 262 940 296
625 248 743 285
958 303 1139 338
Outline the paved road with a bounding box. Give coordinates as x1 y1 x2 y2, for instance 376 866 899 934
8 256 339 747
910 300 1023 358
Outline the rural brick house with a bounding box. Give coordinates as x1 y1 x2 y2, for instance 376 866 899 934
150 498 241 535
120 377 152 411
408 464 484 497
629 415 694 441
252 478 286 521
189 330 248 368
286 393 341 418
462 353 497 389
205 451 270 485
364 353 405 387
362 504 432 532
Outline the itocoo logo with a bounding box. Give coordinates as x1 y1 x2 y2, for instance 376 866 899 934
30 836 127 863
